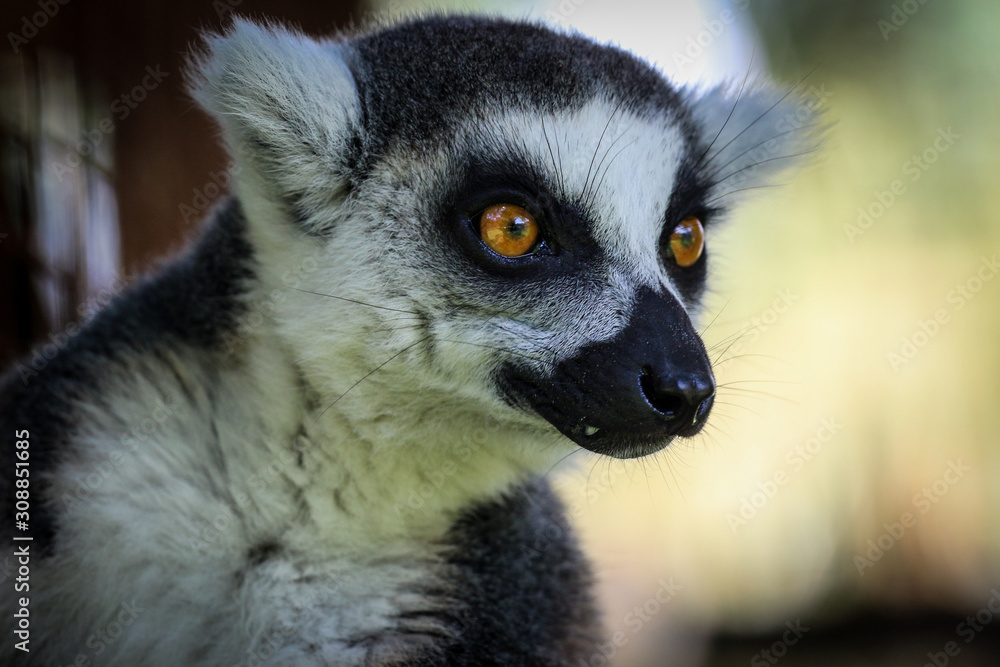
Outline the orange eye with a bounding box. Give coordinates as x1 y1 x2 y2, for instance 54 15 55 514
669 216 704 268
479 204 540 258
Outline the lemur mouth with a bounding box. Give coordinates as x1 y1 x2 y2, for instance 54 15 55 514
565 421 677 460
499 289 716 460
502 374 712 460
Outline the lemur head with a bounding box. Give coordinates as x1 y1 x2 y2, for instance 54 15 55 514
191 17 816 461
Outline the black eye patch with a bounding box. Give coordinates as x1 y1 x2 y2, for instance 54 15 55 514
441 153 606 279
659 151 719 303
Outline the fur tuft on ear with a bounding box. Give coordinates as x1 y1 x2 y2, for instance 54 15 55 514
188 19 361 234
688 80 823 206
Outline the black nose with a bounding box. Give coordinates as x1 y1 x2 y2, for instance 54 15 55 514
502 287 717 458
639 366 715 432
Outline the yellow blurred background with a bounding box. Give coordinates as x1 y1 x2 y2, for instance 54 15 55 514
537 0 1000 664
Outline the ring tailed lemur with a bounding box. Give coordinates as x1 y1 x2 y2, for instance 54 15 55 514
0 15 816 666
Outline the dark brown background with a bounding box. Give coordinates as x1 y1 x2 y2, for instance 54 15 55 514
0 0 362 367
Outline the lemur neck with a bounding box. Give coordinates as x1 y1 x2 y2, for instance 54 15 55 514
226 209 572 547
284 389 562 548
234 322 565 550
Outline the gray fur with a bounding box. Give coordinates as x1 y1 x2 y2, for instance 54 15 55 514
0 15 816 665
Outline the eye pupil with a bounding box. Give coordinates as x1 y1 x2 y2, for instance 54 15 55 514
669 217 704 268
479 204 540 257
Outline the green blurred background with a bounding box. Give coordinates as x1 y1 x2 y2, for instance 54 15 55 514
2 0 998 664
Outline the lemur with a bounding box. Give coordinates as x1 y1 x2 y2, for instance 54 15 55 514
0 15 816 666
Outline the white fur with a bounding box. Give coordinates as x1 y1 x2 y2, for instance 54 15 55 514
6 19 817 666
190 20 362 235
465 102 689 297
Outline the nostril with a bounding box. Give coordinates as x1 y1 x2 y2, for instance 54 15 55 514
694 392 714 424
639 366 715 423
639 367 685 417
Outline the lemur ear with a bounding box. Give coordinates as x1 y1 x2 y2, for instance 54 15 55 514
688 82 822 205
189 19 361 234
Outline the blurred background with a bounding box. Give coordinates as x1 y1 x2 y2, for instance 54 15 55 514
2 0 998 665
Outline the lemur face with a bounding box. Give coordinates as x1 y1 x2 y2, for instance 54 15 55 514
192 17 815 460
367 102 718 460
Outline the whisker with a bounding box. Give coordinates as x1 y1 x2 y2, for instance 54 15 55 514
581 80 645 204
638 456 658 507
587 137 639 212
705 65 819 167
714 352 795 366
365 323 425 336
709 147 824 190
582 96 629 200
699 300 730 337
312 335 431 425
656 447 686 500
543 447 585 478
705 324 754 352
493 322 566 361
700 420 737 445
319 322 423 337
705 125 814 185
695 40 757 168
718 386 800 405
540 116 563 192
717 379 801 387
288 287 420 315
712 400 763 418
554 124 565 191
649 449 676 496
437 338 558 368
588 127 631 190
708 328 757 364
704 183 783 206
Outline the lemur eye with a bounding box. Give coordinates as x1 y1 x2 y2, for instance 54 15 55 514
668 216 704 268
479 204 540 257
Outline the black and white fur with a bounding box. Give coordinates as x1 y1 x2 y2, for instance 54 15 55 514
0 15 815 666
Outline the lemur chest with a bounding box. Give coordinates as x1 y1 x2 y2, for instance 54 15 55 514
232 546 451 663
